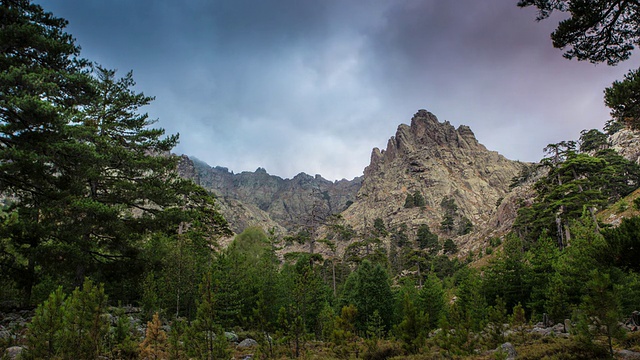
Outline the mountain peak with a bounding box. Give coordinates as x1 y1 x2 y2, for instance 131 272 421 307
367 110 484 176
351 110 525 255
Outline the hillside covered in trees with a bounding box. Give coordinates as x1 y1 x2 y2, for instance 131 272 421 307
3 1 640 359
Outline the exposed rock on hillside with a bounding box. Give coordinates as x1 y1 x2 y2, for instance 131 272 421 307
610 128 640 164
177 157 362 235
178 110 534 256
337 110 528 254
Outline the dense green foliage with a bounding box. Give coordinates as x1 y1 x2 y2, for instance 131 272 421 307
24 279 108 359
403 190 425 208
518 0 640 65
513 137 640 247
605 68 640 130
0 0 230 306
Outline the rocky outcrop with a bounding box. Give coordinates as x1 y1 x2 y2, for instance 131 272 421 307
337 110 528 254
178 110 532 255
610 128 640 164
177 157 362 235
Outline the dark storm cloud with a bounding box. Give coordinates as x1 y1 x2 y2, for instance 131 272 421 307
365 1 639 162
42 1 639 180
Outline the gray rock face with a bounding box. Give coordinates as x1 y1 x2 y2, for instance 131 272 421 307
178 110 531 256
178 157 362 235
176 154 199 182
237 338 259 348
4 346 24 360
337 110 527 254
617 349 640 359
500 342 517 360
610 128 640 164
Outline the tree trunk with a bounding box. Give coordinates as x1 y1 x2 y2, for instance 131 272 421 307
555 216 564 249
589 207 601 232
332 260 336 297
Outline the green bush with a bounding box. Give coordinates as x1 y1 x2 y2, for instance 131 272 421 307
617 200 629 213
24 279 108 359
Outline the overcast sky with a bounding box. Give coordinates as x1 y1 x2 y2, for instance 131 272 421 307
43 1 640 181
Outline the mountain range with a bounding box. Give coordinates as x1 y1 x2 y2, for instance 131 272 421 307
177 110 640 257
179 110 544 255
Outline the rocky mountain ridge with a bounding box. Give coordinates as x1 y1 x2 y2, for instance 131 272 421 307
180 109 535 256
179 110 640 258
329 110 528 256
178 156 362 235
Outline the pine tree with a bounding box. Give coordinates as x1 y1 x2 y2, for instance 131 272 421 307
417 273 445 330
109 308 140 360
184 268 230 360
525 233 559 317
341 260 394 334
24 279 109 359
0 0 92 303
577 270 625 357
332 305 359 359
395 291 429 354
0 2 230 303
404 193 415 208
510 303 527 344
24 287 67 359
485 296 507 349
483 234 530 312
139 312 168 360
518 0 640 65
413 191 426 207
61 279 109 359
417 224 439 254
455 268 486 332
605 68 640 130
55 67 223 296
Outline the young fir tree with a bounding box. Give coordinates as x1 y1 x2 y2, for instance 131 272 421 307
395 291 429 354
24 287 67 359
417 273 446 330
184 268 231 360
576 270 625 357
109 308 140 359
485 296 507 349
332 305 359 359
482 233 530 312
61 279 109 359
139 312 168 360
340 260 394 334
25 279 109 359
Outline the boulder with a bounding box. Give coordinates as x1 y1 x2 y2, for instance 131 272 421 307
499 342 517 360
237 338 259 348
552 323 565 333
225 331 239 342
617 349 640 359
4 346 24 360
